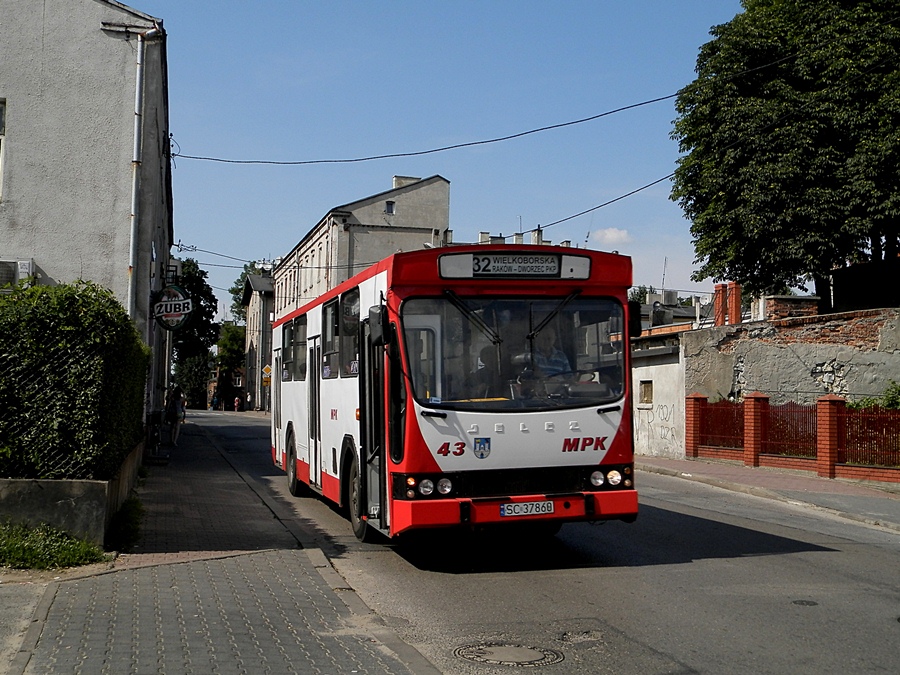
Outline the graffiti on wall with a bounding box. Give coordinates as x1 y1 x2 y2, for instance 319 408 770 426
635 402 679 453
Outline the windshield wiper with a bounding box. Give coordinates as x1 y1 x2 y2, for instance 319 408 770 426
526 290 581 340
444 290 502 345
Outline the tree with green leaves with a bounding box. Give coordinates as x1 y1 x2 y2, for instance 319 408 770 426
173 353 213 410
629 285 657 304
671 0 900 298
216 322 246 372
172 258 219 363
228 262 262 324
213 322 246 411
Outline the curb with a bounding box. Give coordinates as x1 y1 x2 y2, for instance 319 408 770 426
199 425 442 674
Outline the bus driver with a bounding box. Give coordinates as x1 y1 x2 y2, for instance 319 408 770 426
532 327 571 377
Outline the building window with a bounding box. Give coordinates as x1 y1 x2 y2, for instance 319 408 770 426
639 380 653 405
385 200 395 215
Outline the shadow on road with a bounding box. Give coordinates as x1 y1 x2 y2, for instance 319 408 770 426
393 504 835 573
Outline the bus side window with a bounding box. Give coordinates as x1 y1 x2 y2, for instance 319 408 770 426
409 328 437 400
293 315 307 380
340 288 360 377
282 323 294 381
323 300 339 379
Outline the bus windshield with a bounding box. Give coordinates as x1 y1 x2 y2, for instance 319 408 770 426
401 296 625 411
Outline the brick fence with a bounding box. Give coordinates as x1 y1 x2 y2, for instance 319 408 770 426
685 392 900 484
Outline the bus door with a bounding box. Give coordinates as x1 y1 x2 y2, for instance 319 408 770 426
359 317 387 530
308 337 322 489
273 348 281 436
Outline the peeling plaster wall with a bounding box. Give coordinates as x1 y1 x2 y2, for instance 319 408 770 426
683 309 900 404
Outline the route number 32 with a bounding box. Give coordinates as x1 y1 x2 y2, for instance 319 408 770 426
436 442 466 456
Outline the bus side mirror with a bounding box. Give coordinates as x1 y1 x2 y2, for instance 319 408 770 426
628 300 642 338
368 305 392 346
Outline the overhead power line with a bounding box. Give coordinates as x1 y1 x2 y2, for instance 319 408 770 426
171 95 678 166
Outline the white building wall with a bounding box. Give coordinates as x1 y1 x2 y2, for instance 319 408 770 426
0 0 172 415
0 0 171 344
632 353 686 458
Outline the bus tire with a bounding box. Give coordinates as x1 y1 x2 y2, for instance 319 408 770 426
347 455 376 543
287 432 304 497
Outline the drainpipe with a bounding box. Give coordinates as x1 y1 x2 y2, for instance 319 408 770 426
127 24 161 323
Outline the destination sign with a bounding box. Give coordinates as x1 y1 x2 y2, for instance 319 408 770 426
472 254 558 277
439 252 590 279
441 252 560 278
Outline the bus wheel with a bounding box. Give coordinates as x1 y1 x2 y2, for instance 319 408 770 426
287 433 304 497
347 457 376 543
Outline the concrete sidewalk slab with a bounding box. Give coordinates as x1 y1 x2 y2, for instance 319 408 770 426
637 456 900 533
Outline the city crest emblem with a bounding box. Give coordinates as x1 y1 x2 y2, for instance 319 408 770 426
473 438 491 459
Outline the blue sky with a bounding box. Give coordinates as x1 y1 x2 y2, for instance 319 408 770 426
135 1 745 320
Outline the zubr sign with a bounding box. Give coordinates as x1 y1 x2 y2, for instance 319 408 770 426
154 285 193 330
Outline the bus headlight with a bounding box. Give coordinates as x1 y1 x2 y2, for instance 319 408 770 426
419 479 435 496
590 471 605 487
437 478 453 495
606 470 623 486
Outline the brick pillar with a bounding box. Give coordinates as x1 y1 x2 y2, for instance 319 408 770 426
817 395 845 478
727 282 742 325
714 284 727 326
685 393 707 458
743 392 768 467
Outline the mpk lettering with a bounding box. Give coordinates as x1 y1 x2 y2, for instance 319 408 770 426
561 436 608 452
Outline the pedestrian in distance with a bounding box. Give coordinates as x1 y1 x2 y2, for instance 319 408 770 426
165 385 186 446
234 395 240 412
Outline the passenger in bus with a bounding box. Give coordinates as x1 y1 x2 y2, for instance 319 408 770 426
532 327 571 377
470 345 503 397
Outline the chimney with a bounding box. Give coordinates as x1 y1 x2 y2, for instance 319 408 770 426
392 176 421 189
714 283 727 326
727 282 742 325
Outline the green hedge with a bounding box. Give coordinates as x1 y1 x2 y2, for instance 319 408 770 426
0 281 150 479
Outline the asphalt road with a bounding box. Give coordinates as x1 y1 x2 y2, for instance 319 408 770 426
203 413 900 675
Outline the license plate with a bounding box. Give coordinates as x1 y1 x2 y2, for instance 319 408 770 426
499 500 555 517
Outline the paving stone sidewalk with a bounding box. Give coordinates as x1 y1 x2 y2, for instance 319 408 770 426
2 419 436 675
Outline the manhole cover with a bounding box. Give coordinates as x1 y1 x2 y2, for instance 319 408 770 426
454 643 565 667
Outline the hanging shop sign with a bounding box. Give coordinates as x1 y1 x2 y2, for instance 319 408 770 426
153 285 193 330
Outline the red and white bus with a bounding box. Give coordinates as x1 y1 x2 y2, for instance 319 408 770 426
271 244 640 541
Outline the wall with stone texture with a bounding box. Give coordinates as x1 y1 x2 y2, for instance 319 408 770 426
682 309 900 404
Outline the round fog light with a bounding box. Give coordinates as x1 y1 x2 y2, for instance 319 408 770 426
590 470 605 487
437 478 453 495
419 479 435 496
607 470 623 486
